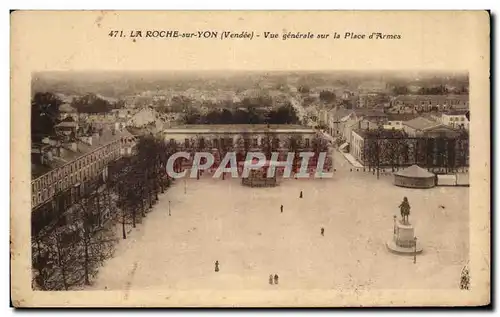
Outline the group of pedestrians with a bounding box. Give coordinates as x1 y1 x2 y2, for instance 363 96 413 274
269 274 279 285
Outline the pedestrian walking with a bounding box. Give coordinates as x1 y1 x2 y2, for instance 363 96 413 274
280 205 283 213
321 227 325 236
299 191 303 199
274 274 279 285
215 261 219 272
269 274 274 285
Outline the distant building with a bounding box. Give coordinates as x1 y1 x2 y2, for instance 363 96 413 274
54 121 79 139
163 124 330 172
403 116 460 138
384 113 420 130
164 124 317 151
389 95 469 113
349 124 468 170
440 110 470 130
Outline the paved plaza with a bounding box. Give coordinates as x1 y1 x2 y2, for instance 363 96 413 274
90 165 469 291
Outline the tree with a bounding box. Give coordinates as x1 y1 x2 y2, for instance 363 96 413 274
267 104 300 124
31 232 59 290
50 225 83 290
71 93 114 113
75 190 117 285
319 90 336 103
392 86 409 95
31 92 63 142
311 135 332 173
287 135 303 173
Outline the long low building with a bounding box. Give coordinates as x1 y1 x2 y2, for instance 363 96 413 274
163 124 319 151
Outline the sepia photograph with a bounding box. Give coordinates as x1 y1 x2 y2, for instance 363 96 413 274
10 11 490 307
30 70 471 292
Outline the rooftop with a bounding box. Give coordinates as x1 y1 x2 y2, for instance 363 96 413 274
386 113 420 121
353 109 387 118
403 117 441 130
445 109 469 116
352 128 407 139
394 165 435 178
31 129 130 180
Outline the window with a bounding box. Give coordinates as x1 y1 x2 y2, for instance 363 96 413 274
273 138 280 148
253 138 258 147
198 137 205 149
305 138 310 147
184 138 190 148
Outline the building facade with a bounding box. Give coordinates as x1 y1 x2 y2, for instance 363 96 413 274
31 129 136 234
440 110 470 130
164 124 318 152
163 124 331 173
388 95 469 113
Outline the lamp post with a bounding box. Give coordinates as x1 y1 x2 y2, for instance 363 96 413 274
393 215 397 235
413 237 418 264
169 200 171 216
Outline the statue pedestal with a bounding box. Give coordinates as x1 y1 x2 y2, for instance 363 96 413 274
386 221 423 255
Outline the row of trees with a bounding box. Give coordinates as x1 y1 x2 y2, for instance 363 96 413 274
71 93 124 113
31 135 172 290
182 105 300 125
361 129 469 176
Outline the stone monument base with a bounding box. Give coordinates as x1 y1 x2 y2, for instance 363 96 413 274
386 221 423 255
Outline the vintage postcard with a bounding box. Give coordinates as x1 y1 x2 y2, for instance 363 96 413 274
10 11 490 307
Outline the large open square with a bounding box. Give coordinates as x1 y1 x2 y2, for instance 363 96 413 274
90 169 469 291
